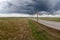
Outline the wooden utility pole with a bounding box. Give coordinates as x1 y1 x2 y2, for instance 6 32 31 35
37 11 38 22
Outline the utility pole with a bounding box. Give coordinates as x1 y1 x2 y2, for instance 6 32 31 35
37 11 38 22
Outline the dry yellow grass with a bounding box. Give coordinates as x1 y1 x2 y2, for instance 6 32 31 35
0 18 34 40
0 18 60 40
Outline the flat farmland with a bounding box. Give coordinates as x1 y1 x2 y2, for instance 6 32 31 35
39 17 60 22
0 18 60 40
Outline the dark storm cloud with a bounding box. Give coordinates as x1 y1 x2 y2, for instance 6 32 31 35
0 0 50 14
0 0 60 14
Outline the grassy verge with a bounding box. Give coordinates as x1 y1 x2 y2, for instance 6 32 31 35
28 20 60 40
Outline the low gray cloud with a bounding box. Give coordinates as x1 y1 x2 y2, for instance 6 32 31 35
0 0 34 14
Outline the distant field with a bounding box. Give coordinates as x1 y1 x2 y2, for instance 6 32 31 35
39 17 60 22
0 18 60 40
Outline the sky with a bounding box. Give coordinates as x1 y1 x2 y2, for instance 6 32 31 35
0 0 60 15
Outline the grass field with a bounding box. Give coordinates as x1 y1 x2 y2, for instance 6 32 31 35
39 17 60 22
0 18 60 40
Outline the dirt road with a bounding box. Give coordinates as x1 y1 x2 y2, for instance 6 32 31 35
32 19 60 30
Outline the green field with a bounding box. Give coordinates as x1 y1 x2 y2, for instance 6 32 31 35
39 17 60 22
0 18 60 40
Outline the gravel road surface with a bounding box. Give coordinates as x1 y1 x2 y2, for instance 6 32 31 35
32 19 60 30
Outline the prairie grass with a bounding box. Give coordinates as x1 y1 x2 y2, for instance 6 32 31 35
0 18 33 40
0 18 60 40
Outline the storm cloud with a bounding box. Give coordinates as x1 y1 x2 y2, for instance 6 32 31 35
0 0 60 14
